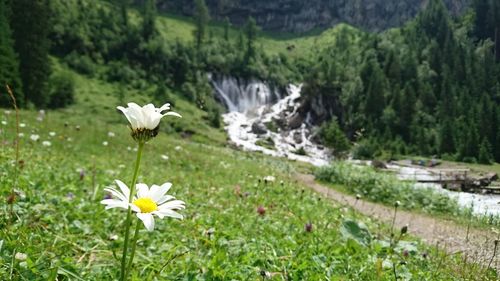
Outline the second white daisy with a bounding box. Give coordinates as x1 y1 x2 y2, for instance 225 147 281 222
101 180 185 231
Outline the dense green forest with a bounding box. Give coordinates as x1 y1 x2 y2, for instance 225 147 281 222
304 0 500 164
0 0 499 164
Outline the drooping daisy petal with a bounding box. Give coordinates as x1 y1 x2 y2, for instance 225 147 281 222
137 213 155 231
163 111 182 118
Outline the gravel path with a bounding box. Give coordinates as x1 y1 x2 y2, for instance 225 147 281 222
296 173 500 271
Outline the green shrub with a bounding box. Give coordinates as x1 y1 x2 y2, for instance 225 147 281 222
319 118 351 158
48 71 75 109
315 163 461 215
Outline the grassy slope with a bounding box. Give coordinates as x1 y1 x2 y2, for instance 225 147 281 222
149 10 359 58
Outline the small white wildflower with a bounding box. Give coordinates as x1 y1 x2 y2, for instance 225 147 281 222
15 253 27 261
161 155 169 161
42 141 51 146
263 176 276 182
4 110 11 115
108 131 115 137
49 132 56 137
1 121 6 125
102 141 109 146
67 137 73 142
18 133 24 137
127 146 132 151
19 123 26 128
30 134 40 141
174 146 182 151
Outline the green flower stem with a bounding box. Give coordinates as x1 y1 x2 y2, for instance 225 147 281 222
125 218 142 277
120 142 144 281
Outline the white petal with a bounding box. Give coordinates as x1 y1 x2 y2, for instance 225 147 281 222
156 195 174 205
158 103 171 112
136 183 150 198
163 111 182 118
149 183 171 202
137 213 155 231
104 187 127 202
146 112 162 129
158 200 186 210
115 180 131 201
153 209 183 220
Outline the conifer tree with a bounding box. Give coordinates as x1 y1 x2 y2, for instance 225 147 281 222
142 0 157 41
0 0 23 107
10 0 51 107
244 17 258 63
193 0 210 50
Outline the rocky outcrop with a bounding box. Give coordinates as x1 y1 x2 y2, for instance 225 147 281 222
148 0 470 33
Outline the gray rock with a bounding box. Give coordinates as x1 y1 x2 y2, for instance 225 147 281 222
288 114 304 130
251 122 268 135
147 0 469 33
293 131 303 144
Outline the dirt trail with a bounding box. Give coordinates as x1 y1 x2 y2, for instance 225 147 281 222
296 173 500 271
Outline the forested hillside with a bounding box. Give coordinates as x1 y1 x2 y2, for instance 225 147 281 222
0 0 499 164
301 0 500 164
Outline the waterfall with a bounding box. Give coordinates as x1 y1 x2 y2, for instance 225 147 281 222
210 75 281 113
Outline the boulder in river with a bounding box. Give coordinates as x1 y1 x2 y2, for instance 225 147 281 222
251 122 268 135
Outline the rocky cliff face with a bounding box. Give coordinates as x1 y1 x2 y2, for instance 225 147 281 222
151 0 470 33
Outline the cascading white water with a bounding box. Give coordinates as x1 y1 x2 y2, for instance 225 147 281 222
210 75 332 166
210 75 281 113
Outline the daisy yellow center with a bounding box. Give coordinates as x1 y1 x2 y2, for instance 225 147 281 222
133 198 158 213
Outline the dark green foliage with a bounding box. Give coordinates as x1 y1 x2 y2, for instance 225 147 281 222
244 17 258 64
319 118 351 157
302 0 500 164
478 138 494 164
0 0 23 107
47 71 75 109
193 0 210 50
315 163 462 215
10 0 52 107
142 0 157 41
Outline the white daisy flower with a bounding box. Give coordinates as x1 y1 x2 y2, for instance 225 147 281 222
117 102 181 143
263 175 276 182
101 180 185 231
49 132 56 137
103 141 109 146
42 141 51 146
1 121 6 125
15 253 27 261
161 154 169 161
30 134 40 141
108 131 115 137
19 123 26 128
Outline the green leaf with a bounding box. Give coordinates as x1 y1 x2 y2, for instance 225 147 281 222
340 219 372 246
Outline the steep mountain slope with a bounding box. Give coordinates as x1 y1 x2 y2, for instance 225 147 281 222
148 0 470 32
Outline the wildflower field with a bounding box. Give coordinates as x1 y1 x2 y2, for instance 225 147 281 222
0 106 497 280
